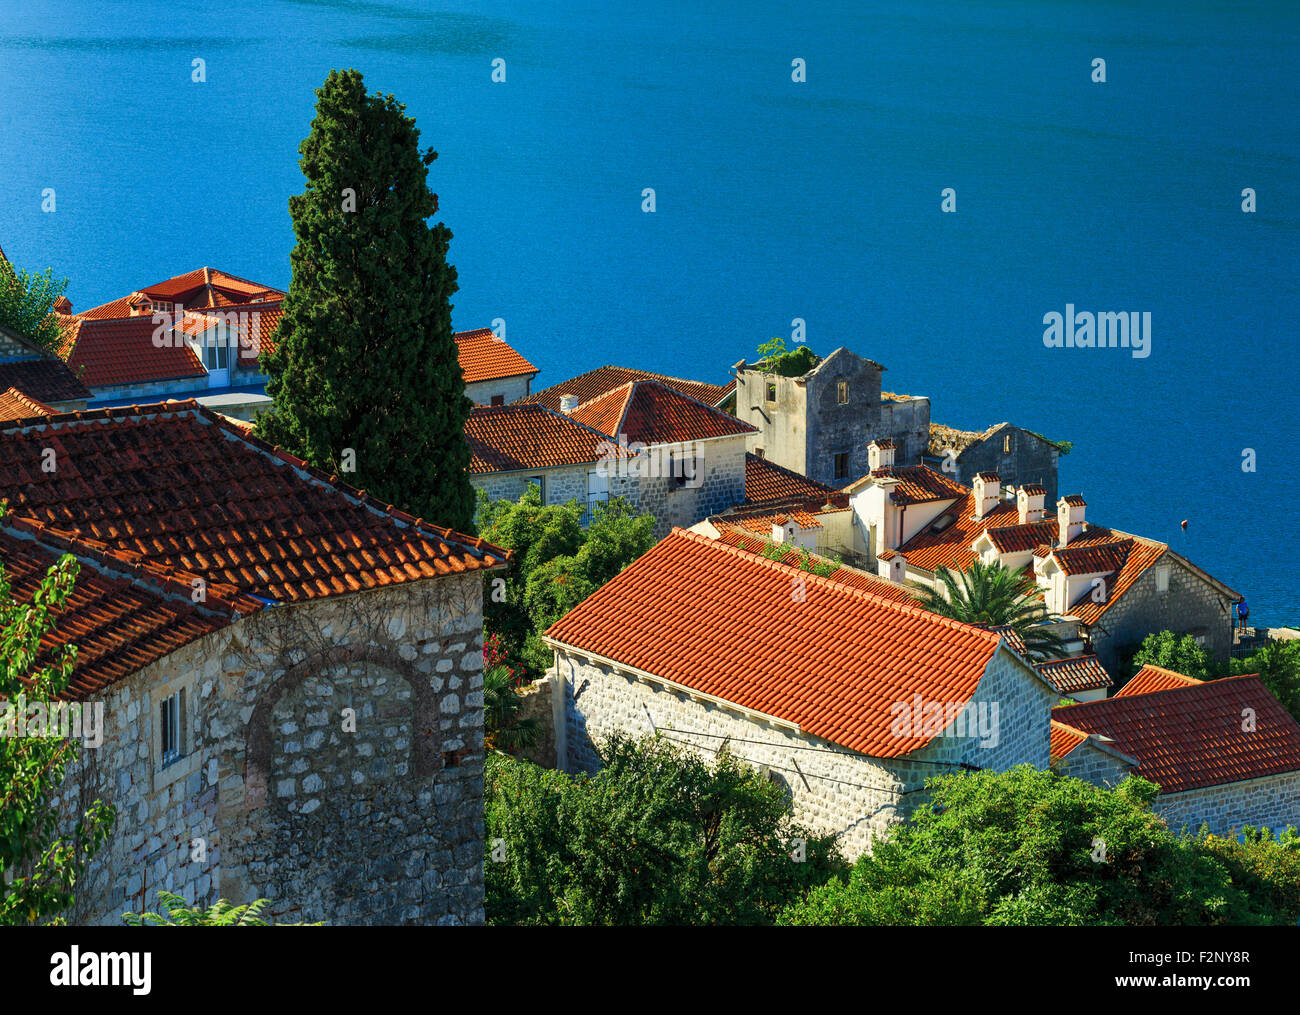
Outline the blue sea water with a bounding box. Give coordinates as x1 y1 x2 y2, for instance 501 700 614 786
0 0 1296 623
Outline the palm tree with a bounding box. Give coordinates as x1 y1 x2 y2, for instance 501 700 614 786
483 665 540 755
914 560 1067 662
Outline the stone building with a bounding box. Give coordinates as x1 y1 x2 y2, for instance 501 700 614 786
870 464 1241 672
926 422 1063 507
454 328 538 405
465 402 636 523
733 348 930 487
0 400 508 925
1052 665 1300 834
540 528 1059 858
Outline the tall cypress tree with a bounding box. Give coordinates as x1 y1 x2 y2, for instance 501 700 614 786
258 68 476 533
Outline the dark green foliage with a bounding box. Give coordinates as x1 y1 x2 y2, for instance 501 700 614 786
1129 629 1215 682
0 257 69 354
123 891 322 926
779 766 1300 926
1222 638 1300 723
485 734 847 925
755 337 820 377
0 536 114 925
915 560 1067 662
482 664 540 755
476 487 656 676
257 68 476 533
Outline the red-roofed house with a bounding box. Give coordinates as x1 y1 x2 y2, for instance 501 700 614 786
540 528 1059 857
1052 673 1300 833
1 400 507 926
454 327 539 405
520 364 734 412
864 462 1241 672
0 323 91 413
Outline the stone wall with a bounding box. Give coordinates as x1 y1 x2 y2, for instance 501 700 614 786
803 355 885 485
516 674 558 769
467 374 532 406
624 437 748 538
1087 553 1236 671
553 644 1054 858
53 572 488 926
1053 740 1135 788
1156 771 1300 835
879 396 931 467
944 426 1060 506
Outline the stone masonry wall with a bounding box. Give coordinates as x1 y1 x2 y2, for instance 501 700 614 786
948 426 1060 507
467 374 531 406
624 437 747 539
1087 553 1236 672
555 644 1054 858
1156 771 1300 835
1053 741 1136 789
53 572 488 926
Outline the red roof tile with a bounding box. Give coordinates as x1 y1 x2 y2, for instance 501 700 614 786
845 465 968 505
0 521 259 701
522 365 734 411
745 454 837 503
714 507 824 534
77 267 284 321
568 380 756 447
454 328 539 386
1117 664 1202 697
465 403 626 473
1053 675 1300 793
0 356 92 405
0 387 52 421
715 529 919 604
1049 720 1090 761
544 528 1003 756
0 401 508 603
57 314 206 388
1036 654 1114 694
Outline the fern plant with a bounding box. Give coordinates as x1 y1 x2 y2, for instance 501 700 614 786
123 891 321 926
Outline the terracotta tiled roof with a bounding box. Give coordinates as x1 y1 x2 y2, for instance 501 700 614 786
0 357 92 405
1053 538 1168 624
464 403 626 474
1036 654 1114 694
715 530 919 604
844 465 967 505
745 454 837 503
454 328 539 385
714 507 824 534
987 624 1028 656
568 380 756 446
982 520 1059 554
0 387 52 421
1049 720 1090 761
522 365 734 411
1117 664 1202 697
1053 675 1300 794
0 521 260 701
77 268 284 320
57 314 206 388
1020 484 1047 496
0 401 509 603
544 528 1004 756
1047 540 1134 577
1062 494 1086 507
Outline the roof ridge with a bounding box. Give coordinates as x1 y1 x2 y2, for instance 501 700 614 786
674 528 999 642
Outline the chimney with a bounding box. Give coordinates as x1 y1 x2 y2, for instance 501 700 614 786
1057 494 1086 545
867 439 895 471
1017 484 1047 525
53 296 72 315
972 472 1000 520
771 516 796 544
559 393 579 414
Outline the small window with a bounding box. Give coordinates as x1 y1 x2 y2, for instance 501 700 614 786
490 394 505 406
754 448 764 459
833 452 850 480
671 452 697 489
160 690 185 768
837 380 849 404
1155 565 1170 593
1002 435 1012 454
765 383 776 402
527 475 545 500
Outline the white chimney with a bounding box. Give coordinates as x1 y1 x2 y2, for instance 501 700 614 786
1017 485 1047 525
867 439 895 471
973 472 1000 520
771 516 797 544
1057 495 1086 545
559 393 579 414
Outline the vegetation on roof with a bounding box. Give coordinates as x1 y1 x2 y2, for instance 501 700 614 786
1025 429 1072 455
755 337 820 377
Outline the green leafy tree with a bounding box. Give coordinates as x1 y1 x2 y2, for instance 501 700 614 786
483 664 540 755
779 767 1300 926
0 257 69 354
485 733 846 925
915 561 1066 662
477 489 655 676
1222 638 1300 722
257 68 476 532
755 337 819 377
0 542 114 925
123 891 322 925
1129 629 1215 682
